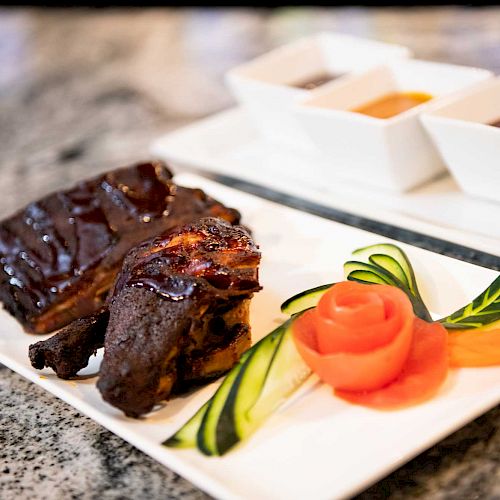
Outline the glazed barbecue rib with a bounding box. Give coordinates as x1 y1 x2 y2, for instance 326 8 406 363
28 217 259 382
0 161 239 334
97 217 261 418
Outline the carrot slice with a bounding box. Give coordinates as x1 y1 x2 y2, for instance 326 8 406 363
448 327 500 367
336 319 448 409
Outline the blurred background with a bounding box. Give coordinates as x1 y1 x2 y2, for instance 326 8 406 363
2 6 500 216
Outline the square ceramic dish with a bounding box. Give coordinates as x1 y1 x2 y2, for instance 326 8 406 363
225 32 411 151
420 78 500 204
151 106 500 257
294 60 493 192
2 173 500 500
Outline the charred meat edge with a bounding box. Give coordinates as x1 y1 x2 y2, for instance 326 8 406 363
97 217 260 418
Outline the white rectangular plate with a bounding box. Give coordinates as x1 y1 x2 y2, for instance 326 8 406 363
152 107 500 257
1 173 499 500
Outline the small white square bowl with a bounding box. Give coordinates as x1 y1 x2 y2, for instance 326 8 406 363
294 59 493 192
225 32 411 151
420 78 500 204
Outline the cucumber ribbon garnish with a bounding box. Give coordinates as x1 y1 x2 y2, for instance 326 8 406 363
283 243 500 330
164 243 500 456
164 316 311 456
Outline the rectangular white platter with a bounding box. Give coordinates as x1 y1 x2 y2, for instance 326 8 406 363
152 107 500 257
1 172 500 500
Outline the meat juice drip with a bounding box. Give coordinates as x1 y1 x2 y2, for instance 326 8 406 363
351 92 433 119
289 71 340 90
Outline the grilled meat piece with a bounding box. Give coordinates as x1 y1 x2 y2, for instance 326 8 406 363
0 161 239 334
97 217 261 418
29 310 108 379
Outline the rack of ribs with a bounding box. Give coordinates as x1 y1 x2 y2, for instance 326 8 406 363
97 217 261 417
31 217 261 417
0 161 239 334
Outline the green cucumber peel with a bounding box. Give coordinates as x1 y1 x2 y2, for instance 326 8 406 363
345 244 432 322
352 244 417 293
281 244 431 320
215 322 287 454
281 283 334 315
368 254 409 288
169 314 312 457
190 349 252 455
440 275 500 329
196 356 249 456
163 401 209 449
247 320 311 423
214 316 311 456
344 262 394 285
344 260 408 288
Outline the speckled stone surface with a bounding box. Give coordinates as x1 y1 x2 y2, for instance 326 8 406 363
0 368 210 500
0 7 499 500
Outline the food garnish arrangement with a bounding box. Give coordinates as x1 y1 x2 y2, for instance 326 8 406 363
0 159 498 459
165 242 500 455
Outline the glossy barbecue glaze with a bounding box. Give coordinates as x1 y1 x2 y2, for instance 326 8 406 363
113 216 260 301
0 162 240 334
98 217 261 418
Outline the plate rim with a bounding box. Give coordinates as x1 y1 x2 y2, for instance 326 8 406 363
2 172 500 500
151 106 500 261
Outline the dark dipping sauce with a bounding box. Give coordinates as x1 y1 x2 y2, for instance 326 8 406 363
289 71 341 90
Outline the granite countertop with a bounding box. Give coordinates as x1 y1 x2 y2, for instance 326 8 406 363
0 7 499 499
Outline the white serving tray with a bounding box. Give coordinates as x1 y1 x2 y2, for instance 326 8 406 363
1 173 499 500
152 107 500 257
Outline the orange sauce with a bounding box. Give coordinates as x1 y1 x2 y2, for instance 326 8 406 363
351 92 433 119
